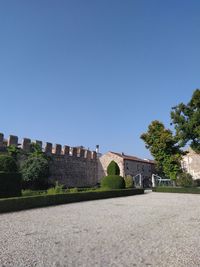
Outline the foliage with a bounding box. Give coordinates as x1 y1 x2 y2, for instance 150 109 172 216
100 175 125 189
141 120 183 180
124 175 134 188
0 172 22 198
47 181 64 195
0 189 144 213
107 161 120 175
153 187 200 194
171 89 200 153
7 145 21 160
193 179 200 187
21 154 49 190
68 187 78 193
176 172 193 187
22 190 46 197
0 155 18 172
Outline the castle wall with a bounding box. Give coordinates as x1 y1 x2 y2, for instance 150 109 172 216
0 133 98 187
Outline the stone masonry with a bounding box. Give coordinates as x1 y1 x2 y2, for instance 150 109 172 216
0 133 98 188
182 148 200 179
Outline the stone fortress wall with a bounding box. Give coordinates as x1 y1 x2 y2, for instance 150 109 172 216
0 133 98 187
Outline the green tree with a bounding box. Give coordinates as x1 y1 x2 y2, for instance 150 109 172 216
107 160 120 175
20 143 50 190
171 89 200 153
141 120 183 180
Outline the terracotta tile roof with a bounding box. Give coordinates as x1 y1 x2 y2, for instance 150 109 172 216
110 151 155 164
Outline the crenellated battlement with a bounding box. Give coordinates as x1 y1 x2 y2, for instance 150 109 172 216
0 133 97 160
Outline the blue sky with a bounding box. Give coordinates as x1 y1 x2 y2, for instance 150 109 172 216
0 0 199 158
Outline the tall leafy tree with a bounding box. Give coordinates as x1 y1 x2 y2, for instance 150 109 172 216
141 120 183 180
171 89 200 153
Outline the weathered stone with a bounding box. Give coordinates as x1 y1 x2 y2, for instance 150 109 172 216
86 150 92 160
54 144 62 155
8 135 18 146
80 149 85 158
92 151 97 160
72 148 77 157
45 142 52 154
22 138 31 152
63 145 70 155
0 133 4 147
35 140 42 149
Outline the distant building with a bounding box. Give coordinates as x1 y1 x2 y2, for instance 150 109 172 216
98 151 156 186
182 148 200 179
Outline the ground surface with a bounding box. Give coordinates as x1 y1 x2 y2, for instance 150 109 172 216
1 192 200 267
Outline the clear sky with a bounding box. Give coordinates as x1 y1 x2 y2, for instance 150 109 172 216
0 0 199 159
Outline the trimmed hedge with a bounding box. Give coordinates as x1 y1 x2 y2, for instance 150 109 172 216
152 187 200 194
0 188 144 213
101 175 125 189
107 161 120 175
0 172 22 198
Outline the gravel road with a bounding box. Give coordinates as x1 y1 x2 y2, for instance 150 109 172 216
1 192 200 267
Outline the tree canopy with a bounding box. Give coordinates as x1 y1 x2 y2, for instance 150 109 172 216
141 120 183 179
171 89 200 153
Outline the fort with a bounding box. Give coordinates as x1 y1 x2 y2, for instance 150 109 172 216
0 133 98 187
1 132 199 187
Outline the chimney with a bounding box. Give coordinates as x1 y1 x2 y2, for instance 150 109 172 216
96 145 99 153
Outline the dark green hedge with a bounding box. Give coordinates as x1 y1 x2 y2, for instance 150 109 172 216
107 161 120 175
101 175 125 189
152 187 200 194
0 188 144 213
0 172 22 198
0 155 18 172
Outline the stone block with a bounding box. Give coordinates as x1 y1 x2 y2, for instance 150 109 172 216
0 133 4 147
45 142 52 154
72 147 77 157
80 149 85 158
86 150 92 160
92 151 97 160
63 145 70 155
54 144 62 155
35 140 42 149
22 138 31 152
8 135 18 146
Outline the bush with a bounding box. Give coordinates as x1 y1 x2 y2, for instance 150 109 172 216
107 161 120 175
193 179 200 187
153 187 200 194
101 175 125 189
0 188 144 213
124 175 134 188
21 155 49 190
47 181 64 195
0 155 18 172
176 172 193 187
0 172 22 198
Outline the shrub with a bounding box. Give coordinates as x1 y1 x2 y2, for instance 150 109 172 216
107 161 120 175
0 189 144 213
47 181 64 195
193 179 200 187
0 172 22 198
68 187 78 193
101 175 125 189
176 172 193 187
124 175 134 188
22 190 46 197
21 155 49 190
0 155 18 172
